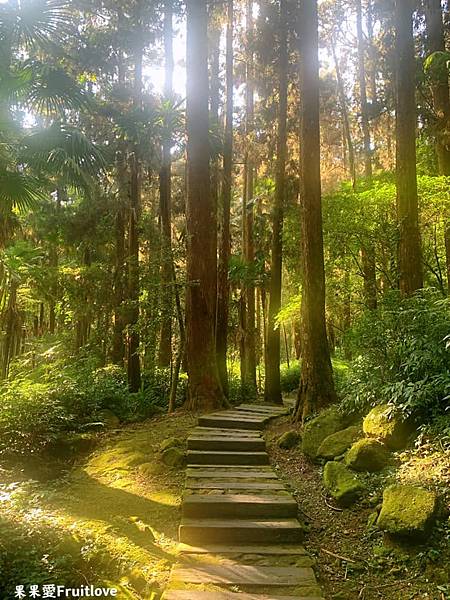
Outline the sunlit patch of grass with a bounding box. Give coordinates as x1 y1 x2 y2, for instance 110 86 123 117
0 411 196 599
396 444 450 500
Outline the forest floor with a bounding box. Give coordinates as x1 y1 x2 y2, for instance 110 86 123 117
266 415 450 600
0 410 196 599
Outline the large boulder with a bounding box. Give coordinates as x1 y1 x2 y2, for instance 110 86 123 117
363 404 412 450
345 438 390 472
278 430 301 450
302 408 344 459
323 461 365 507
160 437 183 453
316 425 361 460
377 485 437 540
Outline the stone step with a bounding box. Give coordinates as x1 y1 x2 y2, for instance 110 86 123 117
186 468 277 479
182 494 298 519
198 416 264 430
186 480 286 490
178 544 308 555
212 411 271 422
170 563 315 586
163 591 323 600
188 436 266 452
187 450 269 466
179 518 303 544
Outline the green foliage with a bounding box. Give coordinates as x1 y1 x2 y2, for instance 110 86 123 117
280 361 300 393
341 290 450 421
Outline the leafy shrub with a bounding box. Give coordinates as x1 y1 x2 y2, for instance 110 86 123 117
280 361 300 393
340 290 450 421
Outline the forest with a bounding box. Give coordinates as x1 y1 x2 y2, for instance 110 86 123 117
0 0 449 599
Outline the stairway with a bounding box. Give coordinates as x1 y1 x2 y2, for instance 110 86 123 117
162 403 324 600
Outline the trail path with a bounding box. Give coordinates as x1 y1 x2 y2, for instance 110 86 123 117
162 403 324 600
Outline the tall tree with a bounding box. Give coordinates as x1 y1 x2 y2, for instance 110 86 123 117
294 0 337 421
185 0 225 410
216 0 234 397
158 0 174 367
424 0 450 176
395 0 423 296
264 0 288 405
127 9 143 392
356 0 372 181
242 0 257 392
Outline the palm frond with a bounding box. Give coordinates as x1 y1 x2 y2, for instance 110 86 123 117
0 0 74 49
0 171 47 213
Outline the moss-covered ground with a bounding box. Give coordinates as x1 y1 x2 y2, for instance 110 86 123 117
266 415 450 600
0 410 196 599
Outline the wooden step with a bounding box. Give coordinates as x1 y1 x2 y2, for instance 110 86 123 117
182 494 298 518
178 544 308 555
192 427 263 437
186 480 285 490
170 563 315 586
179 518 303 544
163 591 323 600
188 436 266 452
237 404 287 414
198 416 264 430
186 468 277 479
187 450 269 466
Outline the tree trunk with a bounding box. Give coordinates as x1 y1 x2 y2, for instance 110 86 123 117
425 0 450 176
445 222 450 294
356 0 372 181
331 41 356 188
158 0 174 367
294 0 337 422
395 0 423 296
242 0 257 392
216 0 234 397
185 0 225 411
265 0 288 406
127 32 143 392
111 148 127 365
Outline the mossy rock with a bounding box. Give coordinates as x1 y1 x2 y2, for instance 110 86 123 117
377 484 437 540
160 437 183 453
277 430 301 450
138 462 165 477
97 409 121 429
345 438 390 472
161 447 185 468
323 460 365 507
316 425 361 460
46 433 97 459
363 404 413 450
302 407 344 459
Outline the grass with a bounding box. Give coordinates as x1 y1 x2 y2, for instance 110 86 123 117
0 411 197 599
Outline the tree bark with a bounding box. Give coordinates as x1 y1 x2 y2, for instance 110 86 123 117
425 0 450 176
185 0 225 411
395 0 423 296
216 0 234 397
294 0 337 422
127 27 143 392
242 0 257 392
158 0 174 367
265 0 288 406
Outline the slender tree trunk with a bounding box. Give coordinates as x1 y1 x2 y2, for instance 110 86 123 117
127 30 143 392
445 223 450 294
185 0 225 411
294 0 337 422
265 0 288 406
356 0 372 181
425 0 450 175
242 0 257 392
111 148 127 365
395 0 423 296
216 0 234 397
331 41 356 188
158 0 174 367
